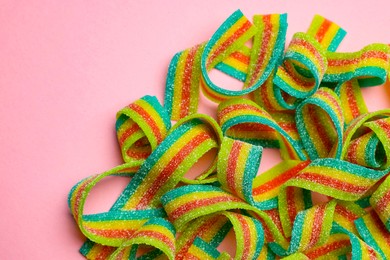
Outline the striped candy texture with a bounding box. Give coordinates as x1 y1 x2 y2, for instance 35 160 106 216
68 10 390 260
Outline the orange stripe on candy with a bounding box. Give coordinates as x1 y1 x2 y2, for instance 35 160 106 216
227 141 243 194
231 51 250 65
315 19 332 43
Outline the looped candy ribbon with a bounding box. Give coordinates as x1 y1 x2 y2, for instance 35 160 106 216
69 9 390 260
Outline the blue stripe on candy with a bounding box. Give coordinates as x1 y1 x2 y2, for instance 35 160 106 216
327 28 347 52
111 119 202 210
355 217 386 259
164 51 181 117
83 208 166 222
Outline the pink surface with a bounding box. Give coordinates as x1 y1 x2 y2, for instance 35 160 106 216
1 1 390 259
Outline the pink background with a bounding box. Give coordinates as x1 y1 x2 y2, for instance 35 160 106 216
1 1 389 259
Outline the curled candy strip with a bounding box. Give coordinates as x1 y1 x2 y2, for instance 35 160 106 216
270 201 336 256
175 214 232 259
112 117 219 211
280 158 388 202
295 87 344 160
116 95 171 163
217 98 306 160
69 10 390 260
323 44 390 86
331 224 383 260
161 184 288 248
109 218 176 260
370 174 390 232
164 11 288 120
164 44 205 121
335 79 368 125
306 15 346 52
355 211 390 260
273 32 328 101
200 11 287 102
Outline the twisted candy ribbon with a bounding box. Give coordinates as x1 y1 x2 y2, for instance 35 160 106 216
165 10 288 120
69 9 390 260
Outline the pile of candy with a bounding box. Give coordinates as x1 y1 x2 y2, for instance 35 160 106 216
68 10 390 259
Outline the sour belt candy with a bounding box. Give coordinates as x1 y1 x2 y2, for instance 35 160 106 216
68 9 390 259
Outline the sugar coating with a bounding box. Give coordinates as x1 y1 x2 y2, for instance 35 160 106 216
68 10 390 259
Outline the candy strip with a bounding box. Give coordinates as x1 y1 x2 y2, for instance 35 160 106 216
175 214 232 259
295 88 344 160
331 224 383 260
323 44 390 86
306 15 346 52
280 252 309 260
161 184 289 248
217 137 262 205
251 15 345 111
185 237 230 260
68 162 160 246
281 158 388 202
214 45 251 82
332 201 366 235
270 201 337 256
273 32 328 102
109 218 176 260
251 72 288 112
335 79 368 125
344 131 384 169
221 211 265 260
164 44 205 120
303 233 351 259
341 109 390 158
116 96 171 163
199 10 256 102
278 187 312 238
112 117 219 210
370 174 390 232
355 211 390 260
168 113 223 184
252 160 311 210
364 117 390 168
241 14 287 91
200 12 288 102
218 98 306 160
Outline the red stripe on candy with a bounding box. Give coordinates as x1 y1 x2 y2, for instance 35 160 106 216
170 196 243 222
308 205 326 247
119 123 141 146
227 141 243 194
207 20 252 67
136 132 212 209
180 45 199 118
295 172 368 194
346 81 360 118
128 103 162 143
253 161 309 195
305 239 350 258
315 19 332 44
237 214 251 260
135 230 175 252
